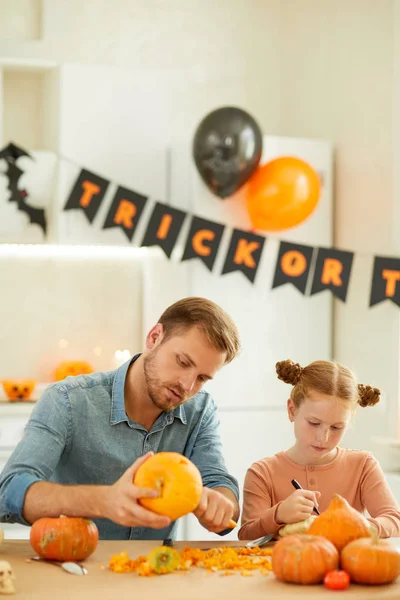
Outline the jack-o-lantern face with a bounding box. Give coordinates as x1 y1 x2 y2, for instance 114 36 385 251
2 380 37 401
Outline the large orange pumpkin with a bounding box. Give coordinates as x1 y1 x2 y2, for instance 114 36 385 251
272 534 339 584
307 494 371 551
341 536 400 585
133 452 203 521
30 515 99 562
54 361 93 381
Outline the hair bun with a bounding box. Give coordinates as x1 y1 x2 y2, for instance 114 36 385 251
276 360 303 386
357 384 381 407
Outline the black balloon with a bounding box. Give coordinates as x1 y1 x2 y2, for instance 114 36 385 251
192 107 263 199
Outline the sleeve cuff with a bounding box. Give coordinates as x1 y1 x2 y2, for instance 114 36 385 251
206 482 240 536
259 502 283 535
206 482 240 502
1 472 41 525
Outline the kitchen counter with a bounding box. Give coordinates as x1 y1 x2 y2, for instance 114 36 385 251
2 539 400 599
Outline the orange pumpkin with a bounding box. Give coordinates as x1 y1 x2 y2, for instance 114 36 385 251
272 534 339 584
307 494 371 551
30 515 99 562
341 536 400 585
2 379 37 401
133 452 203 521
54 361 93 381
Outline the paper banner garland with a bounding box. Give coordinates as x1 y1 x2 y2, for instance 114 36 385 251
1 143 399 310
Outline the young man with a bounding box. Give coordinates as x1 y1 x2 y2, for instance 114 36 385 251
0 297 240 540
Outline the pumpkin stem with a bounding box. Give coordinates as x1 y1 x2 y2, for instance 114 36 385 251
155 478 165 496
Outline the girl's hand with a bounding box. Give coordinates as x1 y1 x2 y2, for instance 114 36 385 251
276 489 321 524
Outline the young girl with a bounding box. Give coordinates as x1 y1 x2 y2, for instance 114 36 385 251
238 359 400 540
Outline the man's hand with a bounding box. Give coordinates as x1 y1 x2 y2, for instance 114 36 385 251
100 452 171 529
193 487 234 533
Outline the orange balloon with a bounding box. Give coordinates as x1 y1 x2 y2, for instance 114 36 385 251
246 156 321 231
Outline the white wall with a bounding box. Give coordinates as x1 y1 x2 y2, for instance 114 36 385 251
0 0 282 141
275 0 399 461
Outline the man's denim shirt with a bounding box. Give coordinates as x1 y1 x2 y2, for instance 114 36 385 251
0 355 239 540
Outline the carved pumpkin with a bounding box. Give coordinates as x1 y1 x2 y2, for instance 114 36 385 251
341 536 400 585
133 452 203 521
307 494 371 551
2 379 37 401
30 515 99 562
272 534 339 584
54 361 93 381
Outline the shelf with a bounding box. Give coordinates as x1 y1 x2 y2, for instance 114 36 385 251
0 59 58 72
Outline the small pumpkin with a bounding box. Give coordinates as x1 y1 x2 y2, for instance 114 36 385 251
272 533 339 584
2 379 37 401
307 494 371 551
278 515 317 537
133 452 203 521
54 361 93 382
341 535 400 585
30 515 99 562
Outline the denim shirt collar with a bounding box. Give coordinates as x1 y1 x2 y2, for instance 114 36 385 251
110 353 187 426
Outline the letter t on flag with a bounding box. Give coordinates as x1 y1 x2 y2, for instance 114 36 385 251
64 168 110 223
370 256 400 307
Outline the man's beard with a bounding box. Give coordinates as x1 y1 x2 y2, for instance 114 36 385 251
143 350 187 412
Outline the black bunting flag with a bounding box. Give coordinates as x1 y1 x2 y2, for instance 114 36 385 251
272 241 314 295
221 228 265 283
310 247 354 301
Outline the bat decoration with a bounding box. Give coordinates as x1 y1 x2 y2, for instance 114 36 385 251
0 142 47 235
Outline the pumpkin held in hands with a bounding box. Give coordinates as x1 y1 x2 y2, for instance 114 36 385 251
307 494 371 551
133 452 203 521
272 534 339 585
30 515 99 561
341 536 400 585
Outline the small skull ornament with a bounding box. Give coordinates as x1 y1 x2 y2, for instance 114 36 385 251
0 561 15 595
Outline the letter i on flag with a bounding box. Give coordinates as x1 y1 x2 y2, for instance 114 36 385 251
141 201 187 257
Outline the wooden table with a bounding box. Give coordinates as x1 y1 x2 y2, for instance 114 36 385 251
3 539 400 599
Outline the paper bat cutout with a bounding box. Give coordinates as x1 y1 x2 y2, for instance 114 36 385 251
0 142 47 234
